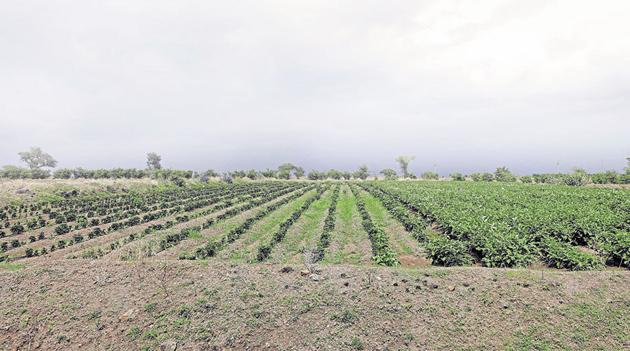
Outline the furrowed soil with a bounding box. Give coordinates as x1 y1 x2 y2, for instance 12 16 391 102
1 260 628 350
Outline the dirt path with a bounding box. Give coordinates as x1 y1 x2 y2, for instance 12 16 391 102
359 189 430 267
323 184 372 265
268 190 332 265
219 189 317 263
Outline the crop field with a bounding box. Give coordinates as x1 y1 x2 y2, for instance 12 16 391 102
0 181 630 270
1 180 629 350
1 181 628 270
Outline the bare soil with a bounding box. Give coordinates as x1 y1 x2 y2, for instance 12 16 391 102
0 260 628 350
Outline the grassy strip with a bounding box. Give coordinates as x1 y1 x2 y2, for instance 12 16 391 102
350 185 399 266
185 186 316 259
312 185 340 262
256 187 326 261
71 184 304 259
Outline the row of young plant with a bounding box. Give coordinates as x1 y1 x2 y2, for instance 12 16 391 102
69 190 270 260
360 184 474 266
371 181 629 269
141 184 307 259
312 185 341 262
8 183 298 260
349 185 399 266
184 186 317 260
1 183 239 238
2 186 246 255
256 186 327 261
75 183 308 261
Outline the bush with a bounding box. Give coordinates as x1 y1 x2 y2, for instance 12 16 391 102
477 232 536 268
595 231 630 268
449 173 465 181
421 171 439 180
540 237 602 270
425 235 473 266
494 167 516 182
520 175 533 183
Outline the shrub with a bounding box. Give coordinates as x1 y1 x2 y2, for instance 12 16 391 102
540 237 602 270
421 171 439 180
450 173 465 181
425 235 473 266
595 231 630 268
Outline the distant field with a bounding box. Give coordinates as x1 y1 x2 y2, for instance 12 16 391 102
0 179 628 350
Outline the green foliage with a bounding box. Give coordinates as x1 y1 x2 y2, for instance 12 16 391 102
421 171 439 180
449 173 465 181
395 156 414 178
380 168 398 180
146 152 162 170
494 167 516 182
594 231 630 268
353 165 369 180
540 237 602 270
425 235 473 266
18 147 57 169
350 186 398 266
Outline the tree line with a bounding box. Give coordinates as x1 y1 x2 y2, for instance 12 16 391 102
1 148 628 185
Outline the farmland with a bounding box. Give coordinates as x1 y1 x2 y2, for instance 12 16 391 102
0 179 629 350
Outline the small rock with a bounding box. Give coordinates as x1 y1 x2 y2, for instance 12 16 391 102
300 269 310 276
523 283 530 288
119 309 137 322
393 282 399 287
309 274 320 281
462 282 470 287
160 339 177 351
343 282 349 287
280 266 294 273
340 273 348 278
430 283 439 289
415 285 422 290
502 303 509 309
448 285 455 291
375 276 382 281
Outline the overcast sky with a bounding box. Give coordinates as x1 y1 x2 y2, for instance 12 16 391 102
1 0 629 175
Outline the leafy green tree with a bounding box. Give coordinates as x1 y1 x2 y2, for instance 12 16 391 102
421 171 439 180
146 152 162 170
353 165 369 180
260 169 276 178
0 166 31 179
341 172 352 180
307 170 324 180
494 167 516 182
395 156 414 178
53 168 72 179
380 168 398 180
294 167 305 179
276 163 295 179
245 169 258 180
450 172 465 181
18 147 57 169
327 169 343 180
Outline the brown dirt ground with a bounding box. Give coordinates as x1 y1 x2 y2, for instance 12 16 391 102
0 260 628 351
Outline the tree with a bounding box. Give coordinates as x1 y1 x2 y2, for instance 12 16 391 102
353 165 369 180
341 172 352 180
294 167 305 179
245 169 258 180
18 147 57 169
260 169 276 178
494 167 516 182
327 169 343 180
450 172 465 181
380 168 398 180
276 163 295 179
421 171 439 180
146 153 162 170
308 170 324 180
395 156 414 178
